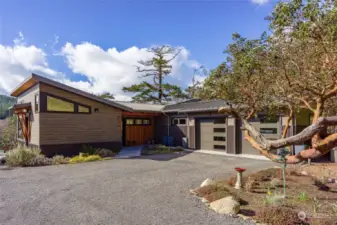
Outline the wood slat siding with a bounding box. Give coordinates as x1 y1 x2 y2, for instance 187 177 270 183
39 83 122 145
17 84 40 145
124 116 155 146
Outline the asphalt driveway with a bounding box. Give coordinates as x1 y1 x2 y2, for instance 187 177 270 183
0 152 275 225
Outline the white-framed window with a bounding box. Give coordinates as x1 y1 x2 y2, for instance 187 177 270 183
171 118 187 125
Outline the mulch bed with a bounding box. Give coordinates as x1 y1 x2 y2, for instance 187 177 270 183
191 166 337 224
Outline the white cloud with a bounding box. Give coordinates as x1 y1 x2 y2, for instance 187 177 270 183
61 43 200 100
0 33 201 101
0 33 61 95
252 0 269 5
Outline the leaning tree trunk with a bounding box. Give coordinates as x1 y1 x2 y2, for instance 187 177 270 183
219 107 337 164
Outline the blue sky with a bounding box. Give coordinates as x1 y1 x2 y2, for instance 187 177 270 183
0 0 276 100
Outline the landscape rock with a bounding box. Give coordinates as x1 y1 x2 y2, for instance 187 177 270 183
201 197 209 203
300 171 308 176
328 178 335 183
189 189 197 195
209 196 240 215
270 178 281 188
237 214 251 221
200 178 215 187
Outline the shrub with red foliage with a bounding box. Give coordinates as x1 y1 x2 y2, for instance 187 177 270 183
254 207 305 225
227 176 236 186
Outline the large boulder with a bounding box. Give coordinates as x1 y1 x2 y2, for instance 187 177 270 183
200 178 215 187
209 196 240 215
300 171 308 176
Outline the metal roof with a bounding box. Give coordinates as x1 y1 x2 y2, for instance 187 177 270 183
162 99 229 113
116 102 164 112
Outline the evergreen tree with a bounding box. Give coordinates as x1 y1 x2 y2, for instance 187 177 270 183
98 92 114 100
123 46 188 103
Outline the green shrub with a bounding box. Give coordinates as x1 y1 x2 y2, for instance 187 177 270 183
263 191 284 206
52 155 70 165
5 147 45 167
69 155 82 163
83 155 102 162
95 149 116 158
26 155 52 167
1 116 17 151
298 191 309 202
81 145 97 155
69 154 102 163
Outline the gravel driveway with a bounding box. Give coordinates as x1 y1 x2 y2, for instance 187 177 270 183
0 152 275 225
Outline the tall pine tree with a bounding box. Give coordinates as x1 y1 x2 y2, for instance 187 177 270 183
123 45 187 103
185 66 207 99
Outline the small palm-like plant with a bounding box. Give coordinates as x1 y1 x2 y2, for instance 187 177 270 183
298 191 309 201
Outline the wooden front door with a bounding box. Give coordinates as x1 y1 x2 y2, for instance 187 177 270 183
124 118 154 146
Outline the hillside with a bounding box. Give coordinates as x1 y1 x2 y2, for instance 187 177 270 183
0 95 16 119
0 118 8 141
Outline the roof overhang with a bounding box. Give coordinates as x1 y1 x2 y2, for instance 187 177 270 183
11 75 39 97
162 108 224 114
10 74 133 112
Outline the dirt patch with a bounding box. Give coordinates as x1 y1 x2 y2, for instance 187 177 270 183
191 166 337 224
300 163 337 178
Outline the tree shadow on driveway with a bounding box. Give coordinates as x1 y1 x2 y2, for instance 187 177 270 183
124 151 193 161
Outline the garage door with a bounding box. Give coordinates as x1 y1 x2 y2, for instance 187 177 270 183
196 118 227 151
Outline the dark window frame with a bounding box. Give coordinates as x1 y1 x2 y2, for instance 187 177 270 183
126 118 134 125
171 118 187 126
46 95 75 113
135 119 143 125
125 118 151 126
214 145 226 150
34 94 39 113
214 136 226 141
142 119 150 125
40 92 91 114
78 104 91 114
260 128 278 134
213 118 226 124
214 128 226 133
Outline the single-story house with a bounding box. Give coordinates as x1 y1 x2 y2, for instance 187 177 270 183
10 73 335 162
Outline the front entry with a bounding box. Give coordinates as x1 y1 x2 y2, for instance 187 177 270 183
123 117 154 146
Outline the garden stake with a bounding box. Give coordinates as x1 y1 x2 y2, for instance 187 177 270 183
278 148 289 198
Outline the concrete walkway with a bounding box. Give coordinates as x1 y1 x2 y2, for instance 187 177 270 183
184 149 269 161
116 145 144 158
